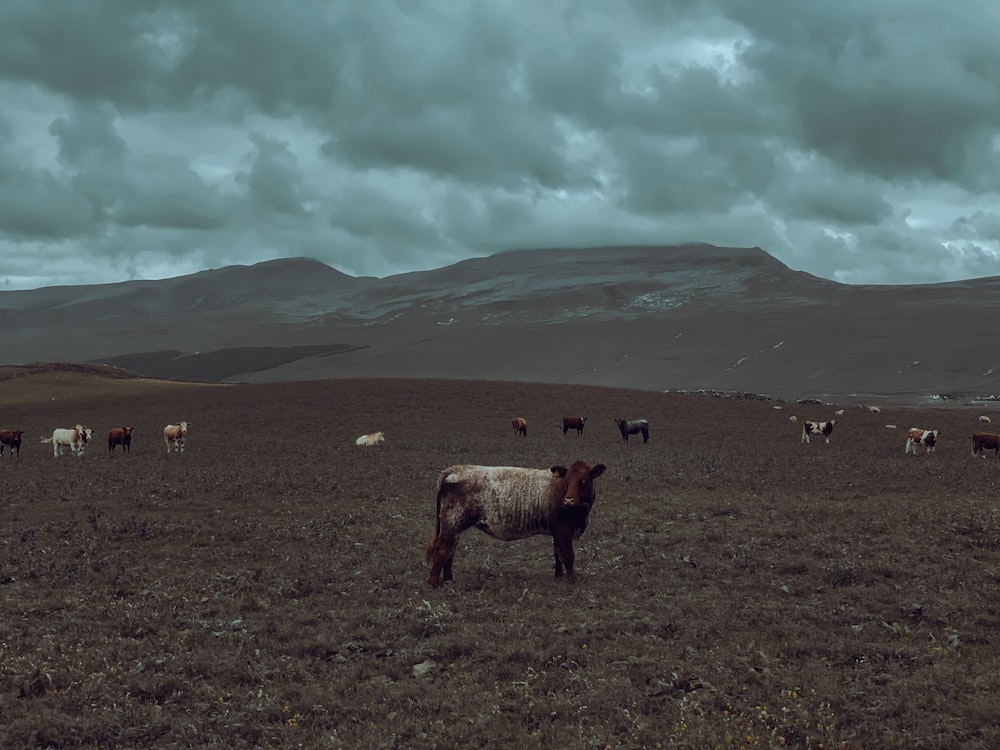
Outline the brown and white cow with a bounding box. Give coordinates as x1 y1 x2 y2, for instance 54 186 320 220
425 460 607 587
355 431 385 446
801 420 837 444
42 424 93 457
163 421 189 453
0 429 24 457
905 428 939 455
561 416 587 436
972 432 1000 459
511 417 528 437
108 426 134 454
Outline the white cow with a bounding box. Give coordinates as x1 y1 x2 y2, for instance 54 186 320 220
41 424 93 457
163 421 190 453
355 431 385 447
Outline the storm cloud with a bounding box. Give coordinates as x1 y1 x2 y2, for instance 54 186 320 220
1 0 998 289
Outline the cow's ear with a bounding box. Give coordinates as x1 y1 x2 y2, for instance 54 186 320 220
550 465 568 477
590 464 607 479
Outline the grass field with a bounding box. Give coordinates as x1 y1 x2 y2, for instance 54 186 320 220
2 373 999 748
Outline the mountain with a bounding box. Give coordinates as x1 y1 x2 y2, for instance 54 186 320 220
2 245 998 405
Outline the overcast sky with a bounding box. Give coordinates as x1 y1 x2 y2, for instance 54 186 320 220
1 1 999 290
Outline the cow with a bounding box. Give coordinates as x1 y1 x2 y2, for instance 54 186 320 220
0 429 23 458
979 415 992 424
561 416 587 436
355 431 385 447
869 406 881 414
614 418 649 444
163 421 189 453
905 428 939 455
41 424 93 457
972 432 1000 459
801 420 836 444
425 460 607 587
108 426 134 454
511 417 528 437
834 409 845 416
788 415 798 423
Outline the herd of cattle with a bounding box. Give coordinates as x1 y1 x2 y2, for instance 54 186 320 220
421 409 1000 587
0 421 190 458
794 413 1000 459
8 404 1000 590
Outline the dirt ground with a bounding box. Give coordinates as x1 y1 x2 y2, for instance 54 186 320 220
2 376 999 748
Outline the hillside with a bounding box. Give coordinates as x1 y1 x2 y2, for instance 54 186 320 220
1 244 999 404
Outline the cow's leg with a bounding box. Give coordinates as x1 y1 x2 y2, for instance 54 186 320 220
427 532 459 587
552 534 576 582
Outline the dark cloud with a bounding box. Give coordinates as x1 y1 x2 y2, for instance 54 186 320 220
0 0 998 289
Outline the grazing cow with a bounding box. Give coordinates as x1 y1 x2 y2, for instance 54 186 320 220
905 428 939 455
108 426 134 454
0 429 23 457
801 420 837 444
562 416 587 436
972 432 1000 459
788 415 798 423
41 424 93 457
869 406 881 414
355 431 385 447
163 421 189 453
834 409 845 416
979 415 992 424
425 460 608 587
511 417 528 437
885 424 898 429
615 418 649 444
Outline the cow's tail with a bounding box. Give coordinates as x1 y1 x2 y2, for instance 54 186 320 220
40 437 52 444
424 471 447 563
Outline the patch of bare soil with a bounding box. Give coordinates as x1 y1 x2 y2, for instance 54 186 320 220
1 378 999 748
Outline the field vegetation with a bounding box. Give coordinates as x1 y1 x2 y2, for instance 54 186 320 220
2 372 999 748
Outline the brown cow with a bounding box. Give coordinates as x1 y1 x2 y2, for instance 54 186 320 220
972 432 1000 459
511 417 527 437
425 460 607 587
0 429 23 457
108 426 134 454
561 416 587 436
163 421 190 453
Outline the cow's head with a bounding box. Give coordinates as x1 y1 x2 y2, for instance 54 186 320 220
553 461 607 506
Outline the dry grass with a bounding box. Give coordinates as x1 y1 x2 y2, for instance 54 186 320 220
1 376 999 748
0 364 228 406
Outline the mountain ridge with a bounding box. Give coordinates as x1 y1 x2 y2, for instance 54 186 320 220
2 244 998 405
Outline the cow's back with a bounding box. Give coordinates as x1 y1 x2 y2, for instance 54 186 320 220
437 465 557 541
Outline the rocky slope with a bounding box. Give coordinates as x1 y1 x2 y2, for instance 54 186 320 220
2 245 998 404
